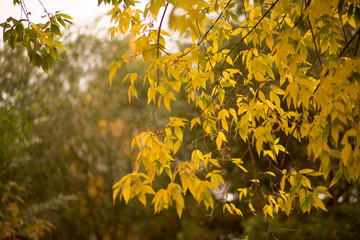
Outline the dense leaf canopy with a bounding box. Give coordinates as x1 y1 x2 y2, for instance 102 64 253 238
1 0 360 237
104 0 360 220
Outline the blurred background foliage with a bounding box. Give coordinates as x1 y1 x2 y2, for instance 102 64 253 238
1 23 360 239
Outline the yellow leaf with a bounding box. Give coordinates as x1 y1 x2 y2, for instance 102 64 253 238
263 204 274 219
226 55 234 66
113 187 120 204
143 185 155 195
299 169 314 174
223 203 233 214
229 108 238 122
149 0 165 20
270 84 285 95
109 67 117 88
138 192 146 206
314 196 327 212
122 185 131 204
216 132 227 151
341 144 351 167
221 117 229 132
232 203 243 216
190 117 201 130
266 35 274 50
265 171 276 177
176 201 183 218
164 96 171 112
173 140 181 154
56 43 68 51
231 28 242 36
174 126 183 141
249 202 256 214
280 174 286 190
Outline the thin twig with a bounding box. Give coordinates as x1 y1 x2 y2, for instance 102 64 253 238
156 2 169 76
37 0 52 19
308 19 323 71
196 21 220 77
340 17 352 57
151 3 169 128
312 26 360 97
247 137 258 192
197 0 232 46
241 0 249 22
338 26 360 57
208 148 250 219
19 0 31 24
354 31 360 57
169 0 233 68
281 113 303 166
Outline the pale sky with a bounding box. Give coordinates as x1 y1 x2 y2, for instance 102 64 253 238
0 0 180 50
0 0 111 27
0 0 170 38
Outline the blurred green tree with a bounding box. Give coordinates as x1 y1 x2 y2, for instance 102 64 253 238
1 29 250 239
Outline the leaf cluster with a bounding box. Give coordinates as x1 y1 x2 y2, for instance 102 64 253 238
108 0 360 223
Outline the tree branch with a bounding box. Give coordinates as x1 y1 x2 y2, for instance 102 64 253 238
354 30 360 57
152 2 169 128
339 26 360 57
308 19 323 71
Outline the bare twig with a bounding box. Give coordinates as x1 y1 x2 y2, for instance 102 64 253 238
339 27 360 57
281 113 303 166
151 2 170 128
354 31 360 57
340 17 352 57
247 137 258 192
308 19 323 71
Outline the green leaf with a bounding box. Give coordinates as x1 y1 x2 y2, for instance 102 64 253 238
51 24 62 36
329 167 343 188
341 144 351 167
